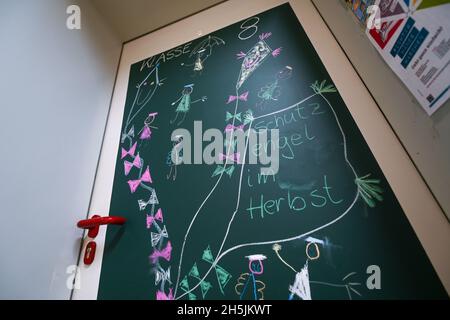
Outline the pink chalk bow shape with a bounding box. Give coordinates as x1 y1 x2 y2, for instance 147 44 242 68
155 207 163 221
272 47 282 57
140 125 152 140
224 124 245 132
146 208 164 229
124 154 142 176
149 241 172 264
236 51 247 60
127 166 152 193
259 32 272 40
156 288 173 300
219 152 241 164
121 142 137 159
227 91 249 104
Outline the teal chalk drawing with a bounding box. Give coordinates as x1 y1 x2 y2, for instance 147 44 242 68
355 174 383 208
170 84 207 126
257 66 293 109
177 246 232 299
311 80 337 95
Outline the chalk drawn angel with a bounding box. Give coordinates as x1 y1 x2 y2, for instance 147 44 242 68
272 242 362 300
257 65 293 109
166 135 184 181
170 84 207 126
181 35 225 75
137 111 158 144
235 254 267 300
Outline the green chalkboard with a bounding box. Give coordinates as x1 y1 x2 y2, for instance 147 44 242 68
97 4 447 300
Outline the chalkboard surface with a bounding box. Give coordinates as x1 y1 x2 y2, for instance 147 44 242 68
97 4 447 300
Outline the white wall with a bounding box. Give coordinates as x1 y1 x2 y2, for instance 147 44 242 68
92 0 225 42
0 0 121 299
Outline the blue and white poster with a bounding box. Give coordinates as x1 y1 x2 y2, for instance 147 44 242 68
367 0 450 115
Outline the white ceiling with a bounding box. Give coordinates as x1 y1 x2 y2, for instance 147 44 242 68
92 0 226 42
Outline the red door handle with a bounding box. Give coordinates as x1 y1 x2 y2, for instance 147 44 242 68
77 215 126 238
77 215 126 266
77 215 126 229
